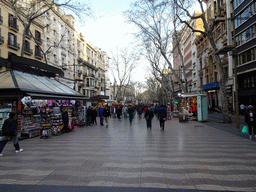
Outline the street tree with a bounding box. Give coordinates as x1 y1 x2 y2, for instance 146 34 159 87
110 47 139 101
125 0 187 93
6 0 92 61
173 0 231 123
145 76 161 102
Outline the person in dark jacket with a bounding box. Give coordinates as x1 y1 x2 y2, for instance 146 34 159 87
0 112 23 156
244 105 256 140
99 106 105 126
62 108 69 133
128 105 135 125
144 107 154 129
103 106 111 128
158 105 167 131
86 106 92 127
91 107 98 125
116 106 122 120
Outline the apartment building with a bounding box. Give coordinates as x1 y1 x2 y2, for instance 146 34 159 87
194 0 233 110
172 13 203 96
0 1 44 69
0 1 110 102
231 0 256 106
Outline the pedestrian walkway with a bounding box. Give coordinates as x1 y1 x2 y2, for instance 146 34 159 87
1 115 256 192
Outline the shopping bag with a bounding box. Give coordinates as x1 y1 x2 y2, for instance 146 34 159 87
127 114 129 117
241 125 249 134
120 115 123 119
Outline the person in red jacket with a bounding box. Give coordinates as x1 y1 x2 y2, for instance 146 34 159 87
0 112 23 156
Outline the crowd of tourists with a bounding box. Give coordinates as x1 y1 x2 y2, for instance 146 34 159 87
84 104 169 132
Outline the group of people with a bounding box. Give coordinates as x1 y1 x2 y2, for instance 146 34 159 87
84 104 168 132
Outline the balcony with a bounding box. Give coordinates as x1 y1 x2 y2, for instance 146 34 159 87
35 37 42 45
77 70 82 74
8 41 20 50
9 23 19 32
24 48 33 56
35 50 43 60
78 82 84 87
83 73 95 78
0 16 3 24
0 36 4 44
77 57 83 63
62 64 67 69
25 30 33 39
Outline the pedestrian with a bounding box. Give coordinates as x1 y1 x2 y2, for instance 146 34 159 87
127 105 135 125
144 107 154 129
0 112 23 156
103 106 111 128
91 107 97 125
62 108 69 133
113 106 116 119
123 105 128 118
240 103 245 115
244 105 256 140
158 105 167 131
86 106 92 127
116 106 122 120
99 106 104 126
192 104 197 117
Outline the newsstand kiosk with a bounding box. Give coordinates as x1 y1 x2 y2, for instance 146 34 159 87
0 55 89 138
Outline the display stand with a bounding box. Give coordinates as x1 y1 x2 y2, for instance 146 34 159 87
21 109 41 138
40 114 52 139
0 102 13 133
51 113 63 135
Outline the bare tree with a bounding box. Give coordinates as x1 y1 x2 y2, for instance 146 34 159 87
110 47 139 101
6 0 92 61
145 76 161 102
125 0 187 93
174 0 231 123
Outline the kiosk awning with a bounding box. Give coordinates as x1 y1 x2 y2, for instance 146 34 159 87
0 70 89 100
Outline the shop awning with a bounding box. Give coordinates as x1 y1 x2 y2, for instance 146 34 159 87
0 70 89 100
90 95 109 101
180 93 205 98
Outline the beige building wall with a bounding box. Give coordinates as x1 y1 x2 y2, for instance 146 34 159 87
0 1 44 67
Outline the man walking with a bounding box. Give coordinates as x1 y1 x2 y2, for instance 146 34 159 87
86 106 92 127
245 105 256 140
144 107 154 129
128 105 135 125
99 106 104 126
62 108 69 133
103 106 111 128
0 112 23 156
158 105 167 131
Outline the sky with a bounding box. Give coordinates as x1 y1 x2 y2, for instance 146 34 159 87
75 0 148 83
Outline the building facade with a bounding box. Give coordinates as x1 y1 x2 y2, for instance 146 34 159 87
0 1 44 69
0 1 110 102
194 0 234 110
232 0 256 106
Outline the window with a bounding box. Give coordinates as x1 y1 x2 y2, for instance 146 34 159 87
53 30 56 36
47 37 50 44
35 30 41 43
8 14 18 31
8 32 17 47
24 40 30 50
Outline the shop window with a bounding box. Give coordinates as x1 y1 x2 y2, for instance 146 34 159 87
247 77 251 88
244 78 247 88
251 76 255 88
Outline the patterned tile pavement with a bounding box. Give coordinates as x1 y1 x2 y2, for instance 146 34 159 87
0 114 256 192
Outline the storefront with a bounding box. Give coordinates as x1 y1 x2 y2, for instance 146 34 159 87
0 55 88 138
